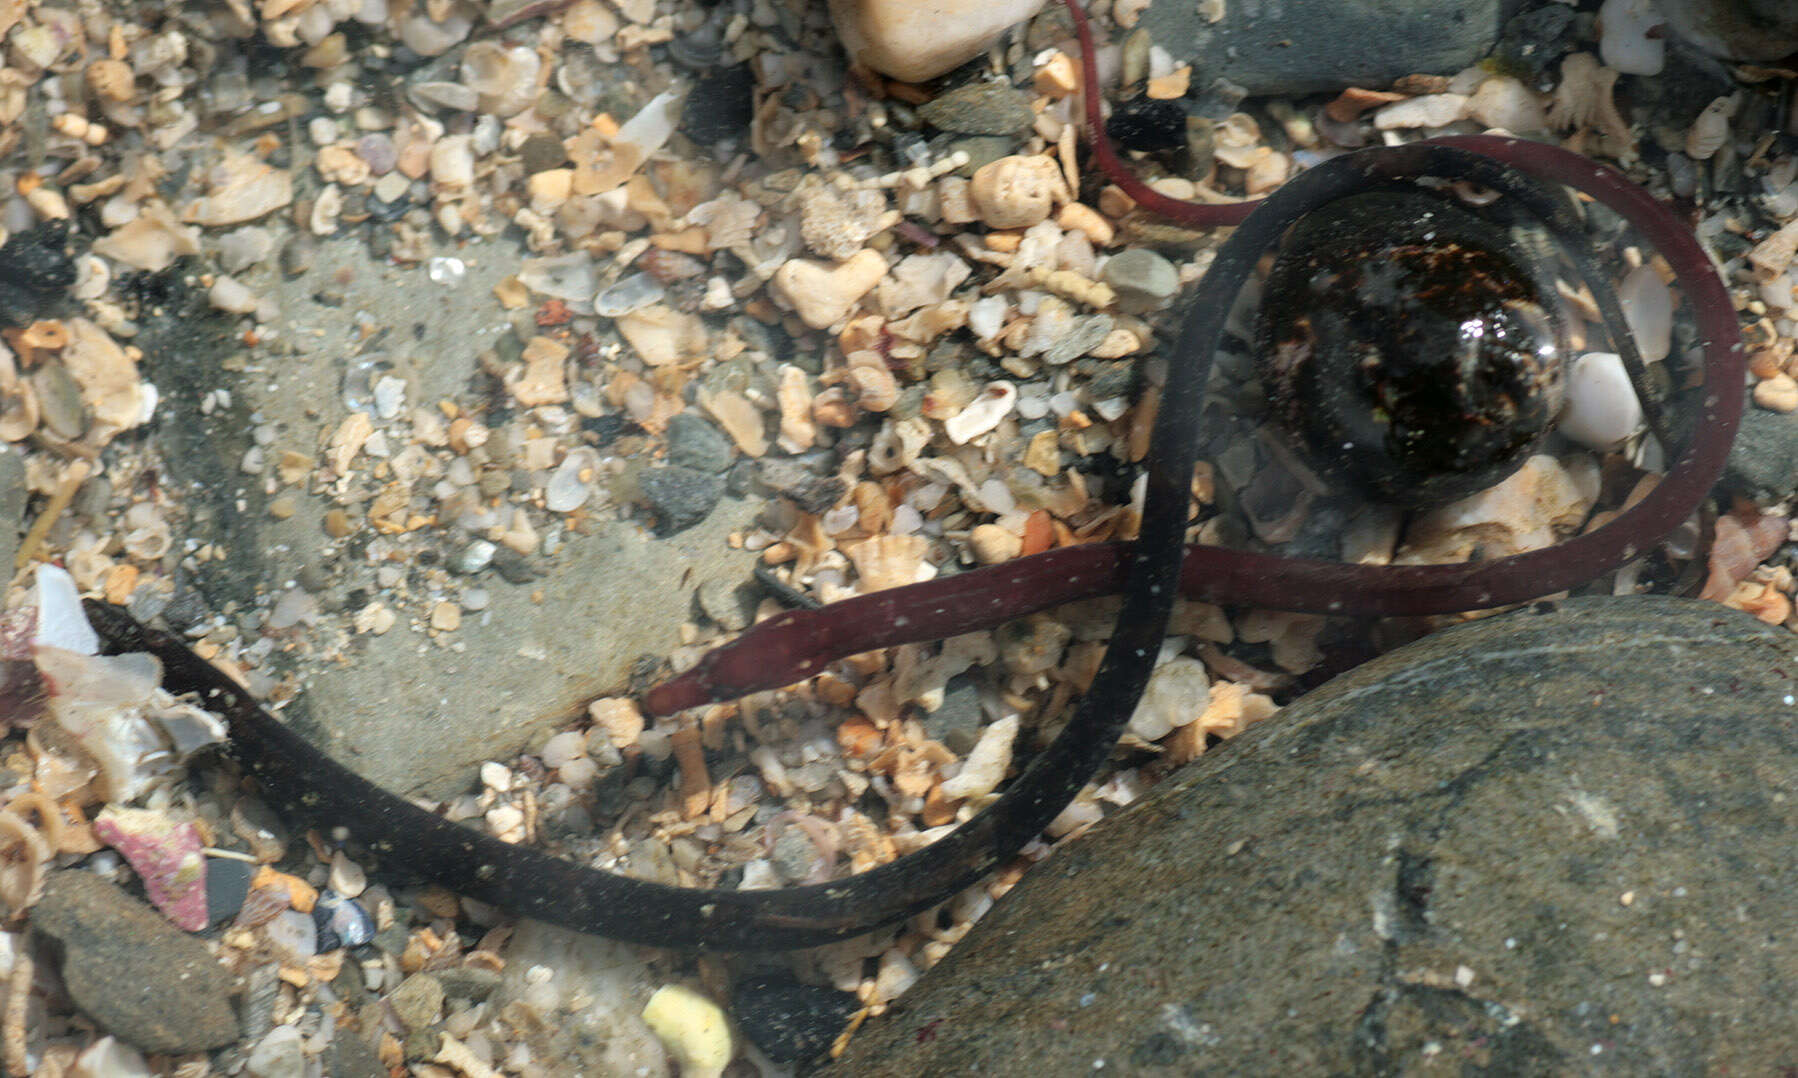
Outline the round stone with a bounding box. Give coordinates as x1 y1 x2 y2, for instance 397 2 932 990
837 597 1798 1074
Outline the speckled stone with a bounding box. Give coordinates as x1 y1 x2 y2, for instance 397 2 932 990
1139 0 1507 95
640 465 725 534
1723 403 1798 503
831 597 1798 1075
33 871 241 1054
918 81 1034 136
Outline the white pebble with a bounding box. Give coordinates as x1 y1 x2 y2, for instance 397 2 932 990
941 715 1019 800
1618 265 1672 363
208 274 260 314
34 564 98 654
944 381 1017 444
1598 0 1665 75
1127 656 1210 740
1373 93 1468 130
1559 352 1643 450
328 850 367 898
540 730 587 770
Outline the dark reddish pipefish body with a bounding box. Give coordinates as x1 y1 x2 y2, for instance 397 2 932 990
94 1 1745 951
644 1 1744 717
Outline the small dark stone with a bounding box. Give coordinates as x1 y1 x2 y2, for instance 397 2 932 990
925 673 984 756
725 458 759 497
1493 2 1578 86
519 132 568 174
918 81 1034 136
0 450 23 581
33 871 241 1054
1086 361 1138 402
331 954 372 1009
371 923 411 957
582 412 631 446
159 585 211 633
36 363 88 440
0 220 75 325
281 233 318 276
433 965 503 1003
490 546 540 584
682 63 755 145
388 973 445 1031
205 856 255 926
365 190 411 223
731 974 860 1064
1723 404 1798 503
1105 95 1187 153
402 1028 443 1062
324 1029 388 1078
757 460 845 515
696 577 751 631
640 465 725 533
666 411 735 473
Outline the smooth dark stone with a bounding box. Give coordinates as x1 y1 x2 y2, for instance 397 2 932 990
681 63 754 145
734 974 861 1064
1139 0 1507 95
1723 403 1798 503
205 855 255 926
832 597 1798 1075
33 871 241 1054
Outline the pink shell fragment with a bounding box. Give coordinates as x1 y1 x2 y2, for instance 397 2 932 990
94 806 209 931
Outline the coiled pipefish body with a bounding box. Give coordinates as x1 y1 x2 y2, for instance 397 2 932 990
91 0 1743 950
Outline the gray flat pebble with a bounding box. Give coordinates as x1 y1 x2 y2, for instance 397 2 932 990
1723 403 1798 503
835 597 1798 1075
1140 0 1508 95
1100 248 1179 313
387 973 445 1031
666 411 734 474
918 81 1034 136
33 871 240 1055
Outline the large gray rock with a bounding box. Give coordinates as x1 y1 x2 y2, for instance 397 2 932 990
834 597 1798 1074
133 239 756 799
33 871 241 1054
1140 0 1513 96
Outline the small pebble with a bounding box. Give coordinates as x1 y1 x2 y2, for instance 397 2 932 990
1754 373 1798 414
918 80 1034 136
388 973 446 1031
1101 248 1180 312
205 856 255 926
1560 352 1644 448
643 984 734 1078
681 63 755 145
247 1025 306 1078
666 411 734 474
1106 95 1187 152
639 465 725 533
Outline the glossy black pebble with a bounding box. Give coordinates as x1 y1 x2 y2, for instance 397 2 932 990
1256 189 1569 507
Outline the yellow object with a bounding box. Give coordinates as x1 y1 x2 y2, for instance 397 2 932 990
642 984 732 1078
